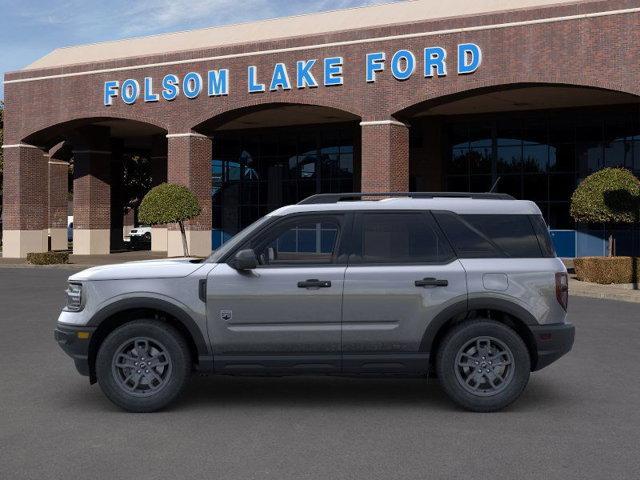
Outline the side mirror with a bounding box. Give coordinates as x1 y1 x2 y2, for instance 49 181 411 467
232 249 258 270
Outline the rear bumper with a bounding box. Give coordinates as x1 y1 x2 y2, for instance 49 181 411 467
54 324 96 377
530 322 575 371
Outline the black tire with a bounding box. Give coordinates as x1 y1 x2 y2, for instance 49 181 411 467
96 320 191 412
436 320 530 412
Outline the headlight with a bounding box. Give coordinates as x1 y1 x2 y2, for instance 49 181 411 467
65 283 83 312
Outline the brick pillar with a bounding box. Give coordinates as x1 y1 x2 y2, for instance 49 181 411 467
166 133 212 257
150 134 168 252
2 144 49 258
48 159 69 251
72 127 112 255
110 144 124 251
360 120 410 192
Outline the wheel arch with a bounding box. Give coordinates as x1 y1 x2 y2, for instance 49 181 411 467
422 298 539 371
86 298 212 383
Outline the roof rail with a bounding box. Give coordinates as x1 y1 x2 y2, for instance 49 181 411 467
297 192 515 205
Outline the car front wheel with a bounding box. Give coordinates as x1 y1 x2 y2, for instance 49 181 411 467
96 320 191 412
436 320 531 412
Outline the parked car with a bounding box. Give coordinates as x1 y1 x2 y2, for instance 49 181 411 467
54 192 574 412
67 216 73 242
126 226 152 250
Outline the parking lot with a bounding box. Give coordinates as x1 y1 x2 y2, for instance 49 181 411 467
0 267 638 480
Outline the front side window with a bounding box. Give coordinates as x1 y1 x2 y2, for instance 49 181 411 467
355 212 454 264
250 216 342 266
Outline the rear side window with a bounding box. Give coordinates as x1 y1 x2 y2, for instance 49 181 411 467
434 212 553 258
354 212 454 264
529 215 556 257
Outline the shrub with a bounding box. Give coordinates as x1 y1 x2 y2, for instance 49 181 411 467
27 251 69 265
570 168 640 224
139 183 202 256
574 256 640 284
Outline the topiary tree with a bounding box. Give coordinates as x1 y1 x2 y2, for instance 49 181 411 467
570 168 640 256
139 183 202 256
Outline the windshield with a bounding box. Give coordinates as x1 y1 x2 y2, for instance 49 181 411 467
207 216 273 263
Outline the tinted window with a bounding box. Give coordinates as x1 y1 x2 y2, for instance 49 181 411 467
356 213 453 264
251 217 341 266
434 212 548 258
433 212 501 258
529 214 556 257
461 215 543 258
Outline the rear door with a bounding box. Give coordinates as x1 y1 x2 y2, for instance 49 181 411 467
341 211 467 374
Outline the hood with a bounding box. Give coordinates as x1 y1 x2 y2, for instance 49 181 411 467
69 258 207 281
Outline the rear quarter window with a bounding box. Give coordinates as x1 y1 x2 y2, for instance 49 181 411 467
433 212 554 258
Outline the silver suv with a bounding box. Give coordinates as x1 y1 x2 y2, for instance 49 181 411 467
55 193 574 412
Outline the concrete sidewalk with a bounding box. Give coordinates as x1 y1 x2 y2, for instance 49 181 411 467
0 250 167 268
570 277 640 304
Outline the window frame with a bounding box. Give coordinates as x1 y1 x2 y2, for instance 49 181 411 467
224 211 352 268
433 210 555 259
349 210 457 266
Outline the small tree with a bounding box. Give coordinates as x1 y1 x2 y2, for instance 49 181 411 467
139 183 202 256
570 168 640 256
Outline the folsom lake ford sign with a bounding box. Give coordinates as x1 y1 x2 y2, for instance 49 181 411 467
103 43 482 106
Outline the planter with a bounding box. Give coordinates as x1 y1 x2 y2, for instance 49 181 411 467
574 256 640 284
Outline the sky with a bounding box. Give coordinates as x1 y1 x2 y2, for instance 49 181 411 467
0 0 402 100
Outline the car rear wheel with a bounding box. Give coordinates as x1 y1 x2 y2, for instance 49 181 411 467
436 320 530 412
96 320 191 412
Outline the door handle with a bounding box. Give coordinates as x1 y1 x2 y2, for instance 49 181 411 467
297 279 332 289
415 277 448 287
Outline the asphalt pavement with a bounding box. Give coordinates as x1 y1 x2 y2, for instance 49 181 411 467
0 267 638 480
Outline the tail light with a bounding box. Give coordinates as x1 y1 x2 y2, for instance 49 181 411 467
555 272 569 311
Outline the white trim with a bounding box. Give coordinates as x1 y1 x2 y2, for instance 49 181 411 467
48 160 69 165
360 120 408 127
1 143 41 149
166 133 211 139
71 149 111 155
4 7 639 85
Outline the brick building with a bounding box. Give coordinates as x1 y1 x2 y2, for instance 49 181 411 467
3 0 640 257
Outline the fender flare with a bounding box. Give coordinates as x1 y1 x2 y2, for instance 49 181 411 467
88 297 212 370
419 297 538 353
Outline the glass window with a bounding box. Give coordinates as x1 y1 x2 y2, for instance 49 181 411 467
435 212 548 258
434 212 501 258
252 218 341 266
497 145 522 174
357 213 453 264
461 215 544 258
212 124 357 244
529 214 556 257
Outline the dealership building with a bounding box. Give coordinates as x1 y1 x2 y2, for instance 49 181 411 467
3 0 640 258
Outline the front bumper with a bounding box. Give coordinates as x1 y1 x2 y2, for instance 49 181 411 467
530 322 575 371
54 324 96 377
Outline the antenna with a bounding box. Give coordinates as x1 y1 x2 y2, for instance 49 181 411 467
489 177 502 193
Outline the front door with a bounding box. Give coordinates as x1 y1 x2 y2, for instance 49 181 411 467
341 211 468 374
207 213 349 373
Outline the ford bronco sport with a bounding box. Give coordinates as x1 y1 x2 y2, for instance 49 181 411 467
55 192 574 412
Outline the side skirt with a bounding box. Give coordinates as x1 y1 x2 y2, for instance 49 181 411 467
213 353 429 376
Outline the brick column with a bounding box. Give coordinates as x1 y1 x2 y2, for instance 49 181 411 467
166 133 212 257
2 144 49 258
48 159 69 251
72 127 112 255
150 134 168 252
360 120 410 192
